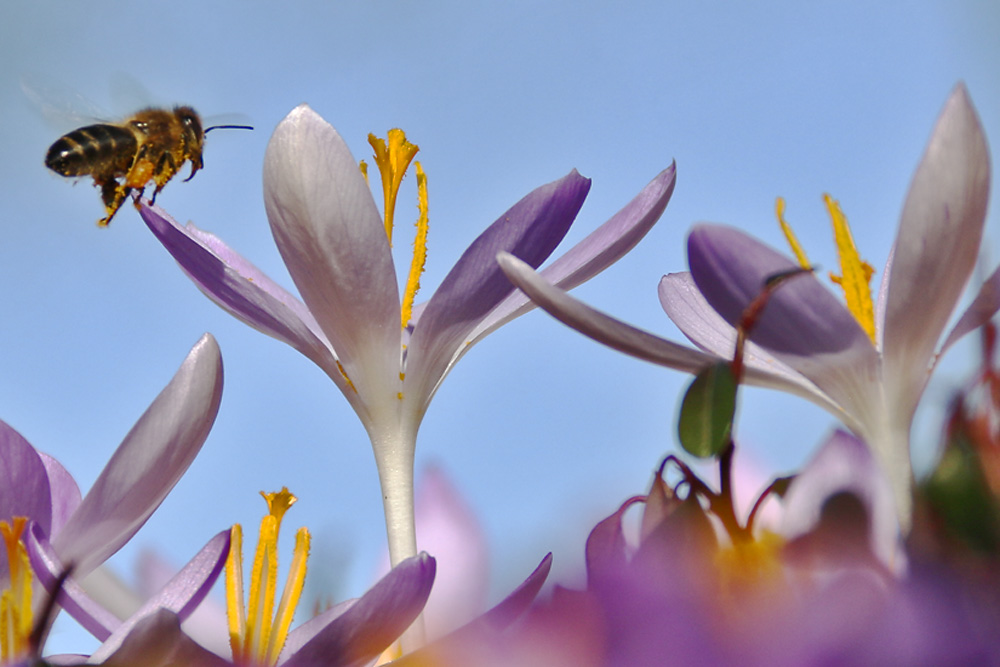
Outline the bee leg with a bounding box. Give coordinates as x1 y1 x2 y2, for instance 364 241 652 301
151 153 179 204
97 178 129 227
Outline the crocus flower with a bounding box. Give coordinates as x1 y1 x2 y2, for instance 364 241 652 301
140 104 676 569
0 333 223 663
499 83 997 530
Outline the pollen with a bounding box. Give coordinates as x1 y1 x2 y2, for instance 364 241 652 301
0 518 33 664
776 195 876 344
369 129 420 245
824 194 876 343
368 130 430 331
225 488 310 667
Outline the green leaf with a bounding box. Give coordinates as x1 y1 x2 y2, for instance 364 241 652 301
677 362 737 458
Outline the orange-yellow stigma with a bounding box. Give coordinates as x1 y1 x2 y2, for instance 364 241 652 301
225 488 310 667
368 130 430 331
1 518 33 664
777 196 877 343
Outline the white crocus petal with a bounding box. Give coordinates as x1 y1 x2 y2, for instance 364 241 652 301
882 83 991 419
52 334 223 576
263 105 402 421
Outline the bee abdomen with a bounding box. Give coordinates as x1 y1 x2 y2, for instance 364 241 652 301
45 124 138 177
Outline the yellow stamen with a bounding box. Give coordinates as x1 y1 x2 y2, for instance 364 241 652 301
776 197 811 269
714 530 785 592
824 194 876 343
336 360 357 393
400 163 429 329
369 129 420 245
359 161 369 186
224 489 310 667
0 518 33 663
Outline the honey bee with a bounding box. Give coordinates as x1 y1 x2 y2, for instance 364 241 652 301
45 106 251 226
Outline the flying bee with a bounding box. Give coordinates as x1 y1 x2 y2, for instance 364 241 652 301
45 106 252 226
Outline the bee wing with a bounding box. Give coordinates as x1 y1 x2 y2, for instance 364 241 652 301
20 73 110 133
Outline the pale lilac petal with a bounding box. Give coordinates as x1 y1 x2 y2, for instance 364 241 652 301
26 522 121 641
469 164 676 343
657 273 842 417
95 609 231 667
283 553 436 667
687 225 880 420
37 451 81 537
404 171 591 414
88 531 230 663
264 105 401 407
411 466 489 637
0 420 52 543
497 253 833 402
940 264 1000 355
53 334 223 576
883 83 991 416
140 205 350 398
780 430 902 571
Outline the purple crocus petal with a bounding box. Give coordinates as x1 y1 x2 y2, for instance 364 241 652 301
139 205 354 405
280 599 355 659
0 420 52 544
780 430 902 571
882 83 991 417
264 105 402 407
688 224 880 418
25 522 121 641
87 530 230 663
37 451 81 538
586 498 639 586
53 334 223 577
497 253 831 403
387 553 553 667
95 609 231 667
404 171 591 414
467 164 676 346
282 553 436 667
940 264 1000 355
657 272 844 418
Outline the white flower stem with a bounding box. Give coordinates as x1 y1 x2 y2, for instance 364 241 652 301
371 426 426 650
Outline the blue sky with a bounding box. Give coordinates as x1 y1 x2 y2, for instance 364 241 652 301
2 0 999 655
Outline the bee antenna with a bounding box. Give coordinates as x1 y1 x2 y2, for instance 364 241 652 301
205 124 254 133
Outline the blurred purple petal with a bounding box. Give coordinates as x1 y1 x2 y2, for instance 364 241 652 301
284 553 436 667
88 530 230 663
781 430 902 571
405 171 591 412
0 419 52 546
53 334 223 576
882 83 991 411
25 522 121 641
37 451 81 538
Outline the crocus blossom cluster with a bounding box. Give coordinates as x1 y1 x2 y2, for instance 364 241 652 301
499 83 998 530
140 105 676 572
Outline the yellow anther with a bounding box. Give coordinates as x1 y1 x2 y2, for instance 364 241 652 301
0 518 32 664
400 162 429 329
225 491 310 667
824 194 876 343
262 488 297 527
369 129 420 245
359 160 369 186
776 197 811 269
